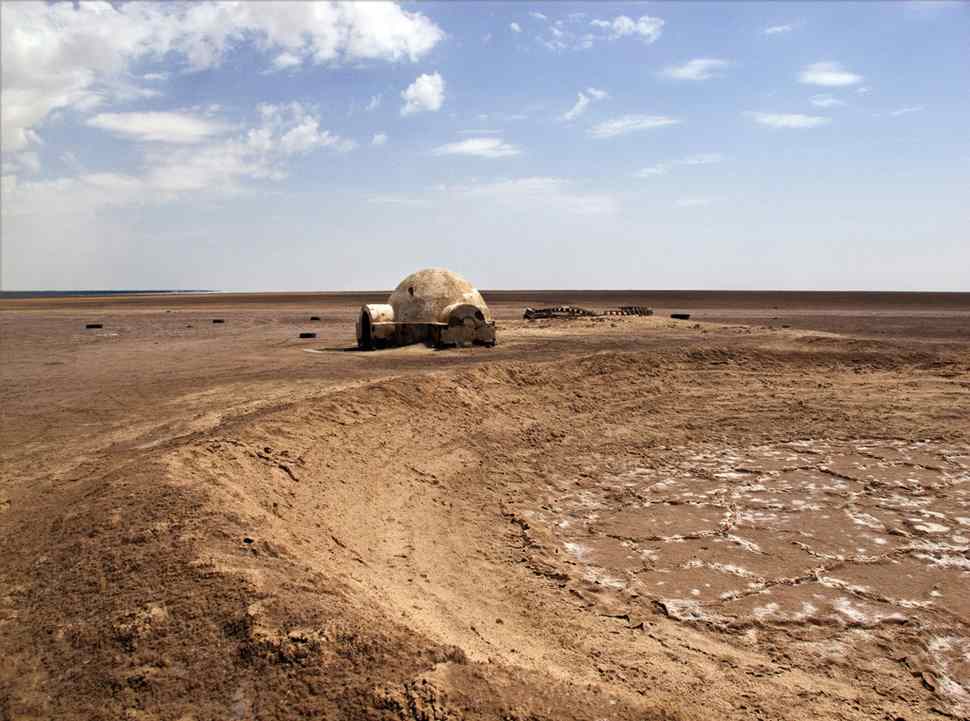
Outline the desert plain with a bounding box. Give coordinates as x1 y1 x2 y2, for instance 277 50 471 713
1 289 969 720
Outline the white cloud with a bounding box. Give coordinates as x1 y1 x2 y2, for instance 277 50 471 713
278 114 353 155
530 11 548 22
146 103 354 193
890 105 925 116
0 1 443 154
510 22 522 33
2 173 151 218
401 72 445 116
432 137 520 158
856 86 871 95
634 164 668 178
676 196 715 208
799 62 863 87
590 15 664 43
142 72 168 81
372 132 388 145
3 103 354 216
560 87 609 122
764 24 793 35
366 94 382 111
748 112 831 128
367 193 431 208
6 151 42 175
458 129 501 135
902 1 963 15
663 58 730 81
537 14 657 52
453 177 616 215
810 95 846 108
563 93 591 121
634 152 722 178
368 177 617 216
86 112 231 144
680 153 724 165
589 115 680 139
272 52 302 70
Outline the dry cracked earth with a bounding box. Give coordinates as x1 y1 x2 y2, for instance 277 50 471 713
1 290 968 721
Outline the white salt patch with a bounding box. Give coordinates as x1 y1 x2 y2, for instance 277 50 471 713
726 536 761 553
915 554 970 570
846 510 884 530
834 597 870 624
914 522 950 534
937 674 970 706
753 602 780 619
709 562 756 578
895 599 932 609
563 541 589 561
717 471 750 480
583 568 626 589
660 598 707 621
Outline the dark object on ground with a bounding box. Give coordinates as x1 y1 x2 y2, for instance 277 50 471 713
85 323 103 329
523 306 599 320
212 319 225 324
299 332 317 339
310 316 321 321
603 306 654 316
670 313 691 320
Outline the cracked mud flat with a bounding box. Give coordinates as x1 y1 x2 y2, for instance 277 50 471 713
536 440 970 715
1 291 969 720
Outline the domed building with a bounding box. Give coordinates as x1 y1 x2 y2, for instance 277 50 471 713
356 268 496 350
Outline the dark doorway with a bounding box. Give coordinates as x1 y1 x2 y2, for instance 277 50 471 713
359 310 372 349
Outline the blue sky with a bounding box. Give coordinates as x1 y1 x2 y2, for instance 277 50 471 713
1 1 967 291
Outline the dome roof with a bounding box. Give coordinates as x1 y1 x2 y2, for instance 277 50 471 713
388 268 491 324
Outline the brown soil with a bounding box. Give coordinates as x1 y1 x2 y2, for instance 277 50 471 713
1 291 969 720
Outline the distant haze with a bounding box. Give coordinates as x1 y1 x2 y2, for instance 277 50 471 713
2 1 968 292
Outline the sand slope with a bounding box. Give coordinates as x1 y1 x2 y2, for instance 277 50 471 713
1 294 969 720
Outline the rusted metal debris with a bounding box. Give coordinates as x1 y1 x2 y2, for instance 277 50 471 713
523 305 653 320
523 306 599 320
603 306 654 317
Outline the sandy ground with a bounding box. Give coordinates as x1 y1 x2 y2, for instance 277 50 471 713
1 290 969 720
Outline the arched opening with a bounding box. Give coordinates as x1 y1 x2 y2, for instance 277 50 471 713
358 310 372 349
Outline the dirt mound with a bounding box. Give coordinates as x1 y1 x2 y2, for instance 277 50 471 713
2 322 968 720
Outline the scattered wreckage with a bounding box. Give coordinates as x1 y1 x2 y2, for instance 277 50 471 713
522 305 654 320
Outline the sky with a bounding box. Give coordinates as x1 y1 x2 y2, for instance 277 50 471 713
1 1 968 292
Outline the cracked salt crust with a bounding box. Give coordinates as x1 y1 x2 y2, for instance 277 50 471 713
540 438 970 713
